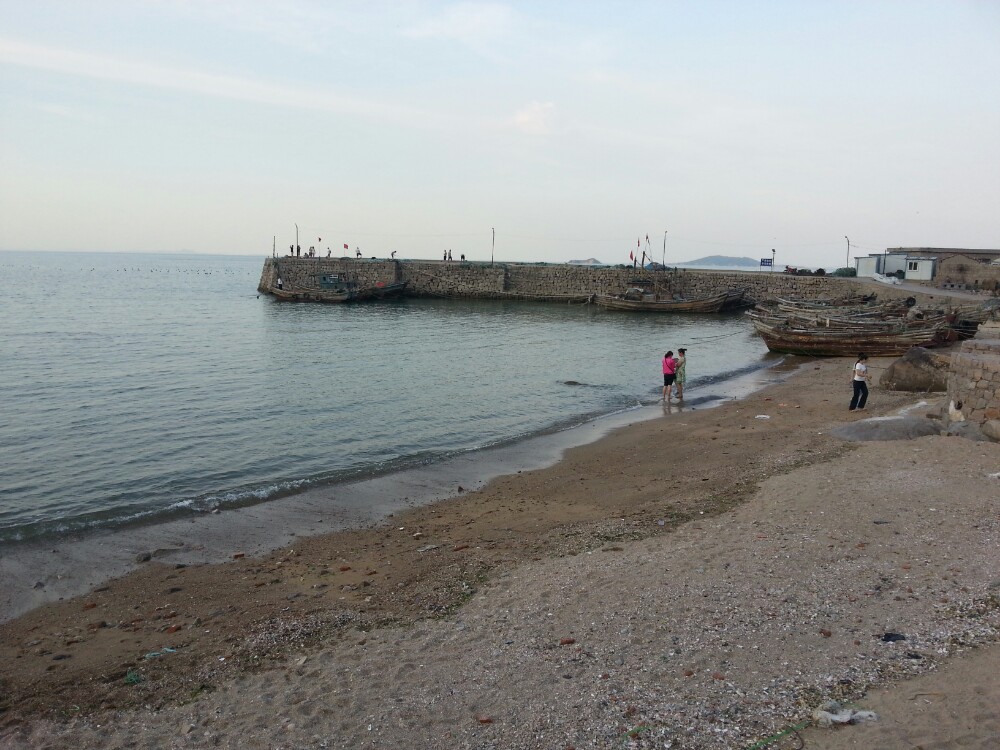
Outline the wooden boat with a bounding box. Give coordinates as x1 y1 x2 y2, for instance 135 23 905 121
594 290 730 313
359 281 408 300
720 288 754 311
269 286 353 303
748 314 949 356
268 280 407 303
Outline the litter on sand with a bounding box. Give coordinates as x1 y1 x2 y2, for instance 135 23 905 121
812 700 879 728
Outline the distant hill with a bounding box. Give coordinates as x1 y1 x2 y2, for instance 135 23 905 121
567 258 604 266
676 255 760 267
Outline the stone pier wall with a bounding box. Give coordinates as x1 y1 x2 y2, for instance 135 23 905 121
258 258 946 305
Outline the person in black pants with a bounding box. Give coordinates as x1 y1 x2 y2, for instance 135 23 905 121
849 353 871 411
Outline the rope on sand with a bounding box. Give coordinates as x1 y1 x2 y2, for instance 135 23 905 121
743 721 809 749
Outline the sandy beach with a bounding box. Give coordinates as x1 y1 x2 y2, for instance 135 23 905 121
1 354 998 749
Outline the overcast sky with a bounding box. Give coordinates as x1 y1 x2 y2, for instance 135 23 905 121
1 1 998 267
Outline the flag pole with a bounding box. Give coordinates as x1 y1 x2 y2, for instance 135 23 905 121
491 227 495 266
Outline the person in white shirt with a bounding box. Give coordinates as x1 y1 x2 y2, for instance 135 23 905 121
849 353 871 411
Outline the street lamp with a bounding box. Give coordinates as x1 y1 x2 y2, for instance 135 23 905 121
844 235 850 271
662 230 667 269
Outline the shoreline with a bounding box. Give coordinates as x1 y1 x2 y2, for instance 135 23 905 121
0 358 788 624
2 353 997 749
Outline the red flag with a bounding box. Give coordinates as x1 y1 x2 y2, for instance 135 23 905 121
343 243 349 250
637 238 640 248
629 250 635 261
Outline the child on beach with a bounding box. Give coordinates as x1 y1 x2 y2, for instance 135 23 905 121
662 351 677 401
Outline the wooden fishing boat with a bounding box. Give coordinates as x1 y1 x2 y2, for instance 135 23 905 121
358 281 408 300
748 314 949 356
269 286 353 303
720 288 754 311
593 290 730 313
268 280 407 303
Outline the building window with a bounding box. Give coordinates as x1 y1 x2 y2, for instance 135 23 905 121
907 261 918 271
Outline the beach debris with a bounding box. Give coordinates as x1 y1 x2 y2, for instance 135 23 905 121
559 637 576 646
32 581 44 589
143 647 178 660
475 715 493 724
416 544 440 553
812 700 878 727
136 552 152 563
881 632 906 642
755 414 771 419
452 544 469 551
232 552 245 559
124 668 143 685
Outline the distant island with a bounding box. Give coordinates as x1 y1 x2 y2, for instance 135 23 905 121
565 255 767 269
675 255 760 268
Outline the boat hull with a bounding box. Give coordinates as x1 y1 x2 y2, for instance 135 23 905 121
751 319 948 356
594 291 729 313
268 281 408 303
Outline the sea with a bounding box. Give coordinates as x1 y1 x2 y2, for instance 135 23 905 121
0 250 773 546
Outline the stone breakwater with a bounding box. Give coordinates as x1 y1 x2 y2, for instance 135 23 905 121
258 257 939 305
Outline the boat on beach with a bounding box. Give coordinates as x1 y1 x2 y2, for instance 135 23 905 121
593 289 730 313
743 294 994 355
747 313 950 356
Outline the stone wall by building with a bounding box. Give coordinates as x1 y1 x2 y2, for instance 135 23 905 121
935 255 1000 292
258 258 948 307
946 321 1000 434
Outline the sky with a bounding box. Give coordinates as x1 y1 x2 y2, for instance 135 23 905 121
1 1 998 268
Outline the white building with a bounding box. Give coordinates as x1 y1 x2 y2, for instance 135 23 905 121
855 252 936 281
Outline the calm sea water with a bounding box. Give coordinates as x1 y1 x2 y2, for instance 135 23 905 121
0 251 770 543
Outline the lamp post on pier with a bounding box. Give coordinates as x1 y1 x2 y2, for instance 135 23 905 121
844 235 850 272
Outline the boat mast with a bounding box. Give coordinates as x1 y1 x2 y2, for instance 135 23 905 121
661 230 667 294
